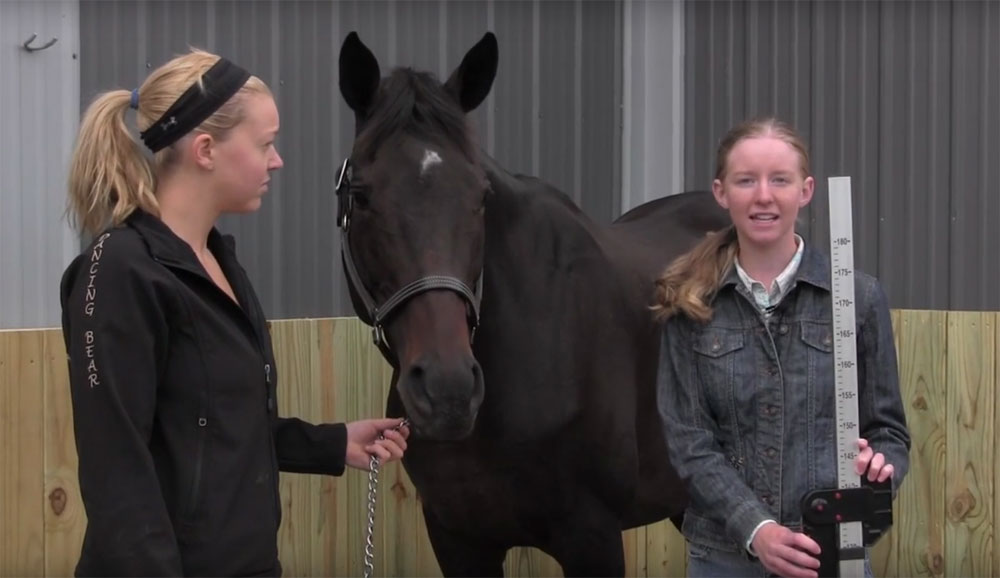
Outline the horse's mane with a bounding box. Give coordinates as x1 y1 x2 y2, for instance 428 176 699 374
354 68 475 161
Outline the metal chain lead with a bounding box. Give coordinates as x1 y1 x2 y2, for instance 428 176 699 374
363 454 380 578
362 419 409 578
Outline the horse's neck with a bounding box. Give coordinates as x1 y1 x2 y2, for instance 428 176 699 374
482 159 609 256
475 161 629 442
475 160 646 442
480 161 646 318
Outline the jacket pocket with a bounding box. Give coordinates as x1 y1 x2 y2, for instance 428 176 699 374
799 320 833 353
693 330 744 358
185 415 209 519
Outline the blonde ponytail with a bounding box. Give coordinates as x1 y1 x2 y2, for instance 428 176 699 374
67 89 158 235
68 90 158 234
651 226 738 323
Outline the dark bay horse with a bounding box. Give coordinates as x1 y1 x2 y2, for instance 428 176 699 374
336 31 730 576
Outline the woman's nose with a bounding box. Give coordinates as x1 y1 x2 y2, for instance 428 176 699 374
270 151 284 170
755 182 774 202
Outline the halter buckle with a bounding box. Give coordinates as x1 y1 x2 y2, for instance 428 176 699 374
335 158 353 230
372 324 387 349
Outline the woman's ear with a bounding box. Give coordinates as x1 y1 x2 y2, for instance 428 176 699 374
191 133 215 170
712 179 729 209
800 175 815 207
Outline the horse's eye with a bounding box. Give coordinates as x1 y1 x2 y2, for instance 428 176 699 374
352 185 371 209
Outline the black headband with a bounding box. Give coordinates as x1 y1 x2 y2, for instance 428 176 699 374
140 57 251 153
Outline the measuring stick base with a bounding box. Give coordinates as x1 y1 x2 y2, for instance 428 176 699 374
800 479 893 577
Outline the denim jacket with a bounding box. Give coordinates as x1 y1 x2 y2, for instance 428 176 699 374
656 244 910 554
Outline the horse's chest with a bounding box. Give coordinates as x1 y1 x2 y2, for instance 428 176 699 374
404 445 550 539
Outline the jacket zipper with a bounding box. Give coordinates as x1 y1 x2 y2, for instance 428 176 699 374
155 255 281 528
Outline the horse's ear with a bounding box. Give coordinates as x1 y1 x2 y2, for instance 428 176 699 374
444 32 498 113
339 31 381 114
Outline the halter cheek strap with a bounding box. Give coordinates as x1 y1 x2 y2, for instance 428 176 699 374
335 157 484 360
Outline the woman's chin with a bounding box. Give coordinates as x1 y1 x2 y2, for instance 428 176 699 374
740 223 793 248
224 198 264 214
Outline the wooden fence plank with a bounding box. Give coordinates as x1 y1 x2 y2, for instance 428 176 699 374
0 330 46 576
895 310 948 576
42 330 85 578
994 312 1000 578
944 311 995 577
331 318 361 577
891 310 948 577
623 525 644 577
313 318 338 576
272 320 327 576
643 520 686 577
327 318 353 578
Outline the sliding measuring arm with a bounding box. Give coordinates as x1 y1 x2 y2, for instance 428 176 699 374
800 478 894 577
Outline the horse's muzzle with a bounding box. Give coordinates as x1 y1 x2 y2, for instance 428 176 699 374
397 352 484 441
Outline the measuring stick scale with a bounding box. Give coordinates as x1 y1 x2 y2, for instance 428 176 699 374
827 176 865 576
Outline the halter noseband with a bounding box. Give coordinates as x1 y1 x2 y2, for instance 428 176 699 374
335 158 484 360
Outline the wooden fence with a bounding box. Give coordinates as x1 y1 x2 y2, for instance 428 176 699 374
0 310 996 577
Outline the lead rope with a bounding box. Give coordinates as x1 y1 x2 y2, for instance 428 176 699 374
363 419 410 578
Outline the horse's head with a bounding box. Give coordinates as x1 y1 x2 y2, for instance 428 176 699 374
337 31 498 440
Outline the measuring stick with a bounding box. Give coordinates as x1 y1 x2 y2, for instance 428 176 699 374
801 177 893 576
827 176 865 576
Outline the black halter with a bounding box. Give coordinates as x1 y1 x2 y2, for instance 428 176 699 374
335 158 483 360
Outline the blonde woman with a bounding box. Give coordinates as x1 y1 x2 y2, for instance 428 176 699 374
653 118 909 578
60 50 408 576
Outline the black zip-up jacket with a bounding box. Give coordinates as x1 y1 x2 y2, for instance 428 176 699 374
60 210 348 577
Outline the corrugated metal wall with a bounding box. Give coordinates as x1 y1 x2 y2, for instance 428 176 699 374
684 0 999 311
0 0 81 330
621 0 686 212
5 0 991 327
77 0 622 320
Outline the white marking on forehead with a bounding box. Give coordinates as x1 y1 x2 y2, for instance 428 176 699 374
420 149 443 175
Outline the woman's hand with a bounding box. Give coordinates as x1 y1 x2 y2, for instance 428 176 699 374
345 418 410 471
751 522 822 578
855 437 894 482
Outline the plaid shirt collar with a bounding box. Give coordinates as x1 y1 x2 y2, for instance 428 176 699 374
734 235 805 312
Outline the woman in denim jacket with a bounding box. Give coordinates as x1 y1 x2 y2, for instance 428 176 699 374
653 118 910 578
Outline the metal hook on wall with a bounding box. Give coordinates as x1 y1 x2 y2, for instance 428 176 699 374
22 33 58 53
